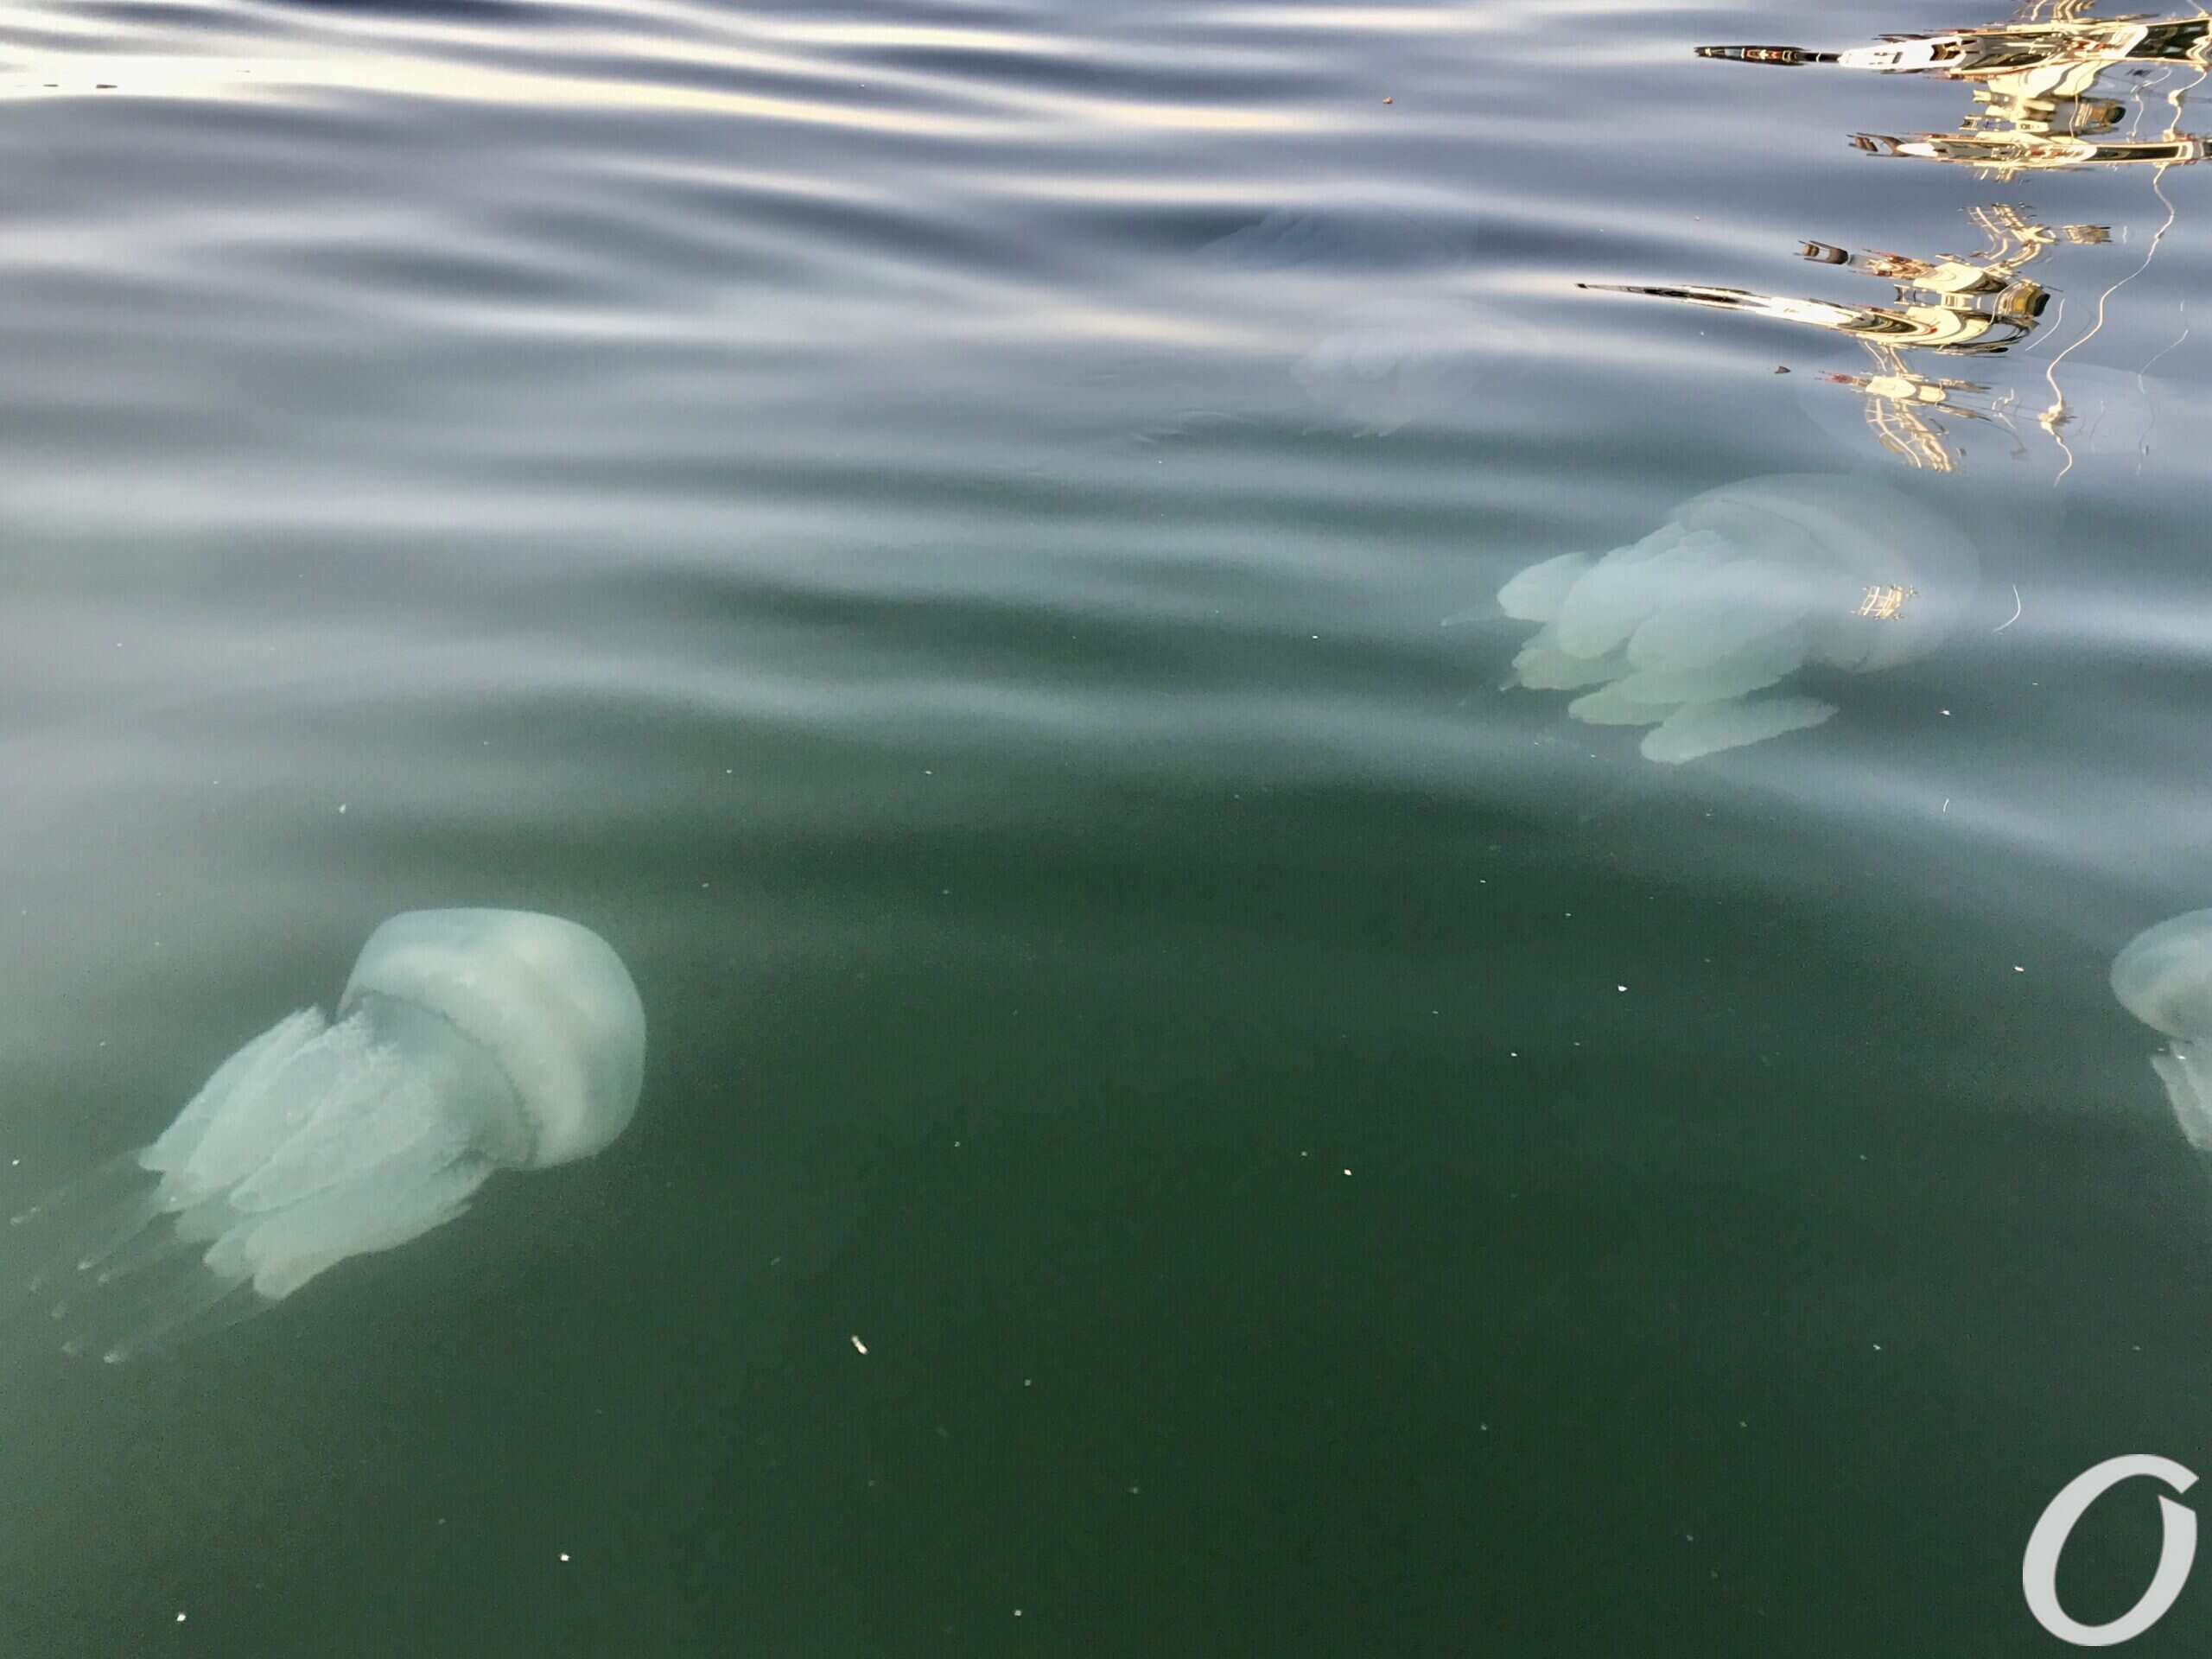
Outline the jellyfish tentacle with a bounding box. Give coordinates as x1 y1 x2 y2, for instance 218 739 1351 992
2151 1043 2212 1149
102 1276 267 1365
15 1152 163 1294
88 1210 205 1287
140 1008 327 1186
214 1144 490 1301
54 1246 245 1362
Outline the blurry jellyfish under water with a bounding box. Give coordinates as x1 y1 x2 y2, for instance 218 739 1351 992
12 908 645 1362
1163 206 1513 438
1478 474 1980 763
2112 910 2212 1151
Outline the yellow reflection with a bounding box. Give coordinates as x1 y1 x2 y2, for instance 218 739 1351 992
1700 10 2210 175
1854 583 1919 620
1587 7 2203 471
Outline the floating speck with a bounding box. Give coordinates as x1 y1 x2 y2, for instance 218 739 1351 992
850 1334 868 1355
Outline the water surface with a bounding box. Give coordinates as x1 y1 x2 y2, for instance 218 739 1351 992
4 1 2212 1652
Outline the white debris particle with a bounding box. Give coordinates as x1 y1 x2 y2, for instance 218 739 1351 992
850 1335 868 1355
175 1613 187 1624
2012 965 2024 973
559 1553 570 1563
1342 1168 1351 1177
1616 984 1627 993
337 803 347 814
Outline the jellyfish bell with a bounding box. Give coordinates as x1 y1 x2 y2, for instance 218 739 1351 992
1484 474 1979 762
12 909 645 1362
2112 909 2212 1150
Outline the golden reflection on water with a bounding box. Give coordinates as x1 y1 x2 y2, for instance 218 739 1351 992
1594 3 2209 472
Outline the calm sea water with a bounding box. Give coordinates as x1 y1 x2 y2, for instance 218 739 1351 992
5 0 2212 1652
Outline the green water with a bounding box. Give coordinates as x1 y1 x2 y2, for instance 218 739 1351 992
5 0 2212 1652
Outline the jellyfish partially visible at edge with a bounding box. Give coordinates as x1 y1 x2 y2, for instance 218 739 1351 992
1481 474 1980 763
2112 910 2212 1151
12 909 645 1362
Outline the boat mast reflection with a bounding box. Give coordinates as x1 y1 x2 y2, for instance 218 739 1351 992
1586 5 2206 471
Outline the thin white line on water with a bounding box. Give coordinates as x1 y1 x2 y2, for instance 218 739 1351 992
1993 583 2022 634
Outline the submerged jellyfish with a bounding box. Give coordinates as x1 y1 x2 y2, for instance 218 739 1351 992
12 909 645 1361
2112 910 2212 1151
1177 206 1511 437
1485 474 1979 762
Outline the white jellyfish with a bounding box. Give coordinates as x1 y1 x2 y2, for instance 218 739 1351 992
12 909 645 1362
2112 910 2212 1152
1485 474 1980 762
1180 206 1513 436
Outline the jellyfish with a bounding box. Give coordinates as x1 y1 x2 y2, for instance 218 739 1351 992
2112 910 2212 1151
1484 474 1980 762
11 909 645 1362
1158 205 1514 437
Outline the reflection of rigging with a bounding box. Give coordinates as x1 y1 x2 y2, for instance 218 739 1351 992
1583 9 2203 471
1580 204 2105 469
1700 12 2211 176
